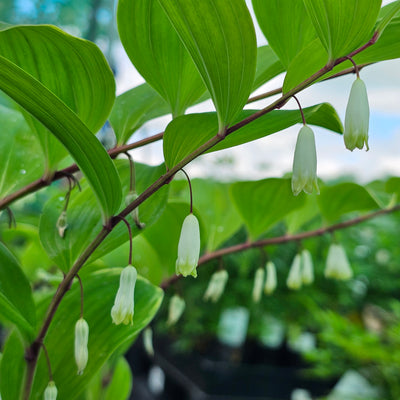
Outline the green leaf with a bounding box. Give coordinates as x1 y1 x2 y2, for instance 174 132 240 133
163 103 343 168
29 269 163 400
104 357 132 400
302 0 381 60
376 0 400 36
0 103 44 199
170 179 242 252
0 330 26 400
318 182 380 223
39 162 168 272
285 195 320 233
283 39 328 94
284 15 400 93
0 242 36 339
117 0 206 117
230 178 306 239
0 25 115 172
109 83 170 145
252 0 317 68
253 46 285 90
0 56 122 221
158 0 257 129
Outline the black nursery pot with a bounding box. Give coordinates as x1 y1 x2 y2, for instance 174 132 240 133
126 335 337 400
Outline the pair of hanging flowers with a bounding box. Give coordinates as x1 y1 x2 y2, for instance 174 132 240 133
292 64 369 196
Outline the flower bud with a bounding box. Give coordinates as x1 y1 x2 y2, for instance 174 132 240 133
252 268 265 303
143 327 154 357
125 192 145 229
44 381 57 400
287 254 302 290
301 249 314 285
111 265 137 325
203 270 229 303
264 261 277 295
167 295 185 326
325 243 353 280
175 214 200 278
56 211 68 238
291 125 319 196
74 318 89 375
344 78 370 151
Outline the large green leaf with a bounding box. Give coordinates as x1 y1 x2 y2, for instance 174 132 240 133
0 25 115 172
118 0 206 117
318 182 380 223
0 103 44 199
230 178 306 239
0 330 26 400
29 268 163 399
252 0 317 68
0 56 122 221
302 0 382 60
0 242 36 339
109 83 170 145
158 0 257 130
170 179 242 252
283 13 400 93
376 0 400 36
163 103 343 168
253 45 285 90
39 162 168 272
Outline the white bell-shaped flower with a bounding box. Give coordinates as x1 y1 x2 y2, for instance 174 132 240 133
167 295 185 326
203 270 229 303
143 327 154 357
175 214 200 278
111 265 137 325
301 249 314 285
74 318 89 375
56 211 68 238
344 78 370 151
252 268 265 303
287 254 302 290
291 125 319 196
264 261 277 295
44 381 57 400
325 243 353 280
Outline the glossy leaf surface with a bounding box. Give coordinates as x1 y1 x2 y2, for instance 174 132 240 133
159 0 257 129
230 178 306 239
0 242 36 339
252 0 317 68
0 24 115 171
0 56 122 221
164 103 343 168
118 0 206 117
29 269 163 399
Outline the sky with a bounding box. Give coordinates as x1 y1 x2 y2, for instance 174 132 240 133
114 0 400 184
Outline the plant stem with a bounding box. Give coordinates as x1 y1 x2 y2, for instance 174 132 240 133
21 33 379 398
160 204 400 290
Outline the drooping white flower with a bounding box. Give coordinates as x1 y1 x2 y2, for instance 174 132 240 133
143 327 154 357
264 261 277 295
287 254 302 290
111 265 137 325
56 211 68 238
74 318 89 375
291 125 319 196
344 78 370 151
325 243 353 280
44 381 57 400
167 295 185 326
301 249 314 285
252 267 265 303
175 214 200 278
203 270 229 303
